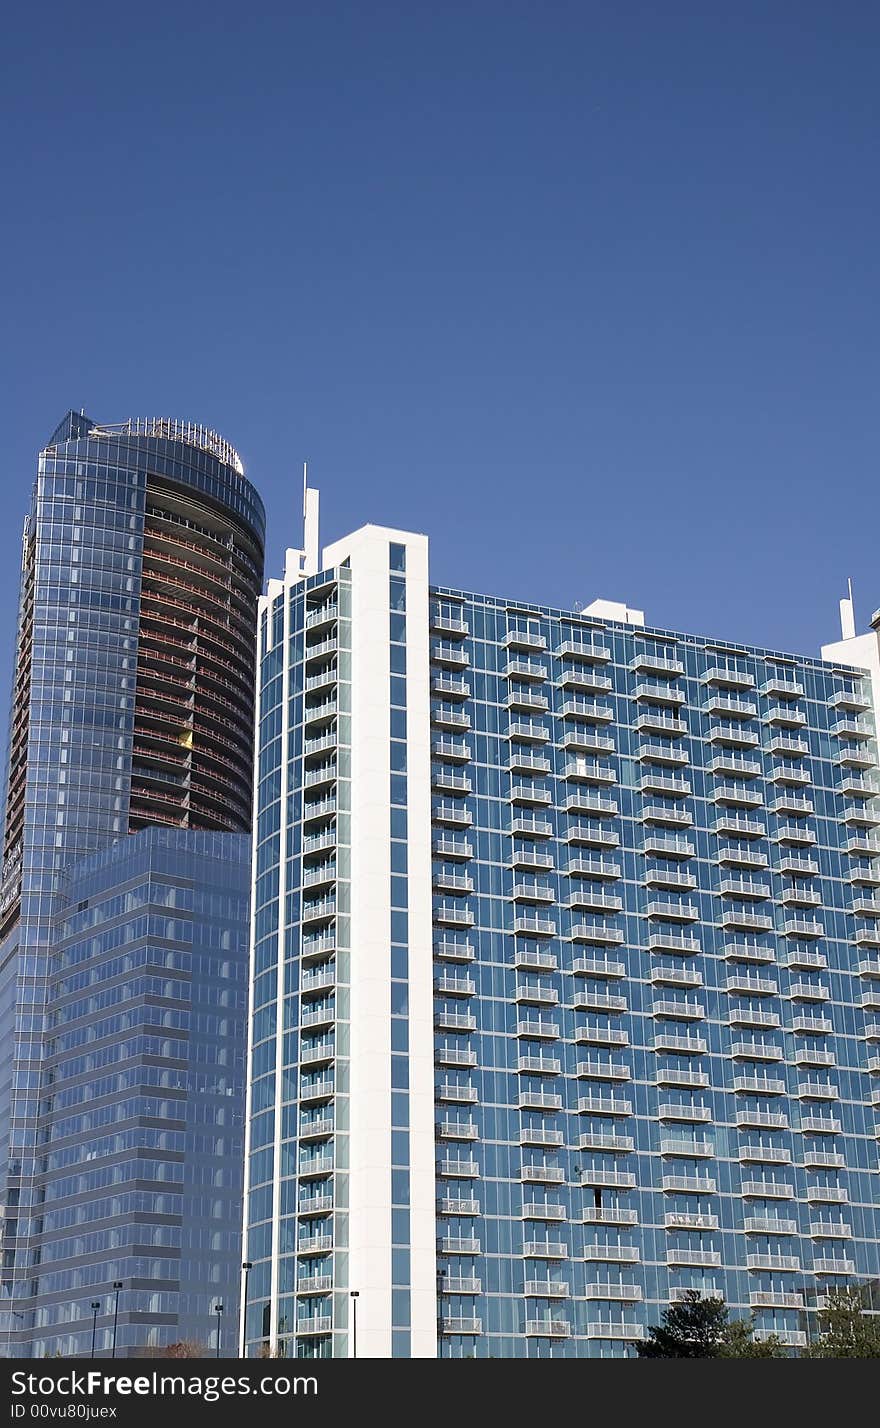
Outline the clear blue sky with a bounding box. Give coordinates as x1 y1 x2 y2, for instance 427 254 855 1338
2 1 878 700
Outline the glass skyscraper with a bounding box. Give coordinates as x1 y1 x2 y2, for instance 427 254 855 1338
244 510 880 1358
0 413 264 1357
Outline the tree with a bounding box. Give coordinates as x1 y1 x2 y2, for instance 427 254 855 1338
718 1317 788 1358
636 1292 790 1358
636 1291 730 1357
154 1340 207 1358
804 1288 880 1358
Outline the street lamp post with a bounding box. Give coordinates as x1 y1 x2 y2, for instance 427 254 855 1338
90 1302 100 1358
240 1263 253 1358
215 1302 224 1359
111 1282 123 1359
350 1290 359 1359
437 1269 445 1358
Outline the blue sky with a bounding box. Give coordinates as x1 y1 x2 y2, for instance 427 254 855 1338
1 1 878 702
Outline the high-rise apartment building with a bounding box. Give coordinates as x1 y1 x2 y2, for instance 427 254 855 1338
244 505 880 1358
0 413 264 1357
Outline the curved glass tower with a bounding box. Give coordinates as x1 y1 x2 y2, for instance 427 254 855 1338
0 413 264 1357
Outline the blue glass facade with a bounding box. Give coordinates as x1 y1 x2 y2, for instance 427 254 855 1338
246 523 880 1357
426 589 880 1354
0 413 264 1356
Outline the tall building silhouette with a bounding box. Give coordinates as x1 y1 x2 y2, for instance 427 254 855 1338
244 504 880 1357
0 413 264 1356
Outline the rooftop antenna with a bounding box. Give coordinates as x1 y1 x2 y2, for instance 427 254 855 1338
303 460 320 576
840 577 856 641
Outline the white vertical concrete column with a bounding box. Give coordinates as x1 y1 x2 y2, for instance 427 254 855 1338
402 534 439 1358
325 527 393 1356
322 524 437 1358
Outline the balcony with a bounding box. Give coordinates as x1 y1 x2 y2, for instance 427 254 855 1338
512 881 555 903
660 1138 714 1157
435 1011 477 1033
654 1033 707 1055
436 1082 478 1103
514 947 557 973
639 742 690 768
741 1179 794 1199
432 704 471 731
719 877 771 901
567 856 621 880
558 639 612 663
510 815 553 838
435 974 476 998
433 871 474 895
576 1094 632 1116
585 1322 645 1341
522 1241 568 1259
440 1318 482 1335
570 922 624 946
641 804 694 828
721 911 773 933
430 610 468 638
661 1175 716 1194
434 737 472 764
656 1068 710 1089
296 1275 333 1296
667 1250 721 1268
435 1046 478 1068
440 1276 482 1295
560 698 614 723
650 966 703 988
513 916 556 938
582 1245 640 1263
438 1118 478 1141
521 1126 564 1147
563 729 616 756
437 1158 480 1178
659 1103 712 1123
433 674 470 700
646 899 699 922
522 1201 566 1220
508 719 550 744
796 1081 839 1100
511 782 552 807
813 1257 856 1276
508 751 551 776
557 667 613 694
434 803 473 827
710 755 761 779
569 890 623 913
579 1172 636 1193
581 1209 639 1228
515 982 559 1005
732 1075 786 1095
516 1018 560 1040
640 773 692 798
566 792 618 817
643 868 697 891
730 1039 783 1061
809 1222 852 1239
521 1163 565 1184
434 938 475 962
634 681 686 706
648 933 702 955
652 999 705 1020
434 836 473 861
296 1316 332 1336
504 658 548 682
517 1056 562 1077
738 1145 791 1164
576 1059 630 1081
726 974 778 995
637 711 688 736
572 955 626 978
524 1280 570 1298
523 1318 572 1338
519 1090 563 1111
736 1110 788 1130
503 628 547 653
577 1132 634 1152
744 1217 797 1235
433 905 474 928
789 981 829 1001
574 989 628 1013
746 1254 800 1271
714 815 765 839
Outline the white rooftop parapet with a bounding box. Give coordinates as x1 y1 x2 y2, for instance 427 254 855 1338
581 598 645 627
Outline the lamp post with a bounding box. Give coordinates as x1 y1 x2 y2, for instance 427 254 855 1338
111 1282 123 1359
90 1302 100 1358
240 1263 253 1358
350 1290 359 1359
214 1302 224 1359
